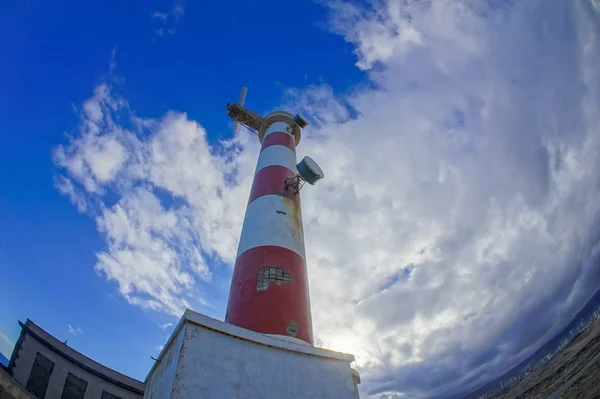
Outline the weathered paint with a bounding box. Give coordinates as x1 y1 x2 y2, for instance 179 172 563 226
227 246 313 344
256 266 292 291
226 118 314 345
143 325 186 399
145 311 360 399
236 195 305 258
247 166 299 205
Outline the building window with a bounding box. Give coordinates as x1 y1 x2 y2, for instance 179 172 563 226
61 373 88 399
26 352 55 399
101 391 122 399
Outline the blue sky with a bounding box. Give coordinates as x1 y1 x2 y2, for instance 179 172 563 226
2 1 600 398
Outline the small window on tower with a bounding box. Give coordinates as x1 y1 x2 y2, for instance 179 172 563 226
256 266 292 291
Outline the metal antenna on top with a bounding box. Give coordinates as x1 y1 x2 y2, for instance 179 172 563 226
227 87 266 134
233 87 247 133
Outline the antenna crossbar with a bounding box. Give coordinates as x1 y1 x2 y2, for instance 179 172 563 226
227 103 266 133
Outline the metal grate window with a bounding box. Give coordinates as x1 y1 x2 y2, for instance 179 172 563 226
26 352 54 399
256 266 292 291
61 373 88 399
101 390 122 399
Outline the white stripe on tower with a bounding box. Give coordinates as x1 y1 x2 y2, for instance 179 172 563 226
236 194 305 258
255 145 298 174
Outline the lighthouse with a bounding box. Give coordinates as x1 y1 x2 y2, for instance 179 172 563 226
225 98 323 345
143 91 360 399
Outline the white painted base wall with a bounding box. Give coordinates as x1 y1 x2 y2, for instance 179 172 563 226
145 310 360 399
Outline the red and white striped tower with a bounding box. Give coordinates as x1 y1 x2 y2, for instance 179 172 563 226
225 111 315 345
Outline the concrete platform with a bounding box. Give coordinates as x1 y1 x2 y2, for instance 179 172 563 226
144 310 360 399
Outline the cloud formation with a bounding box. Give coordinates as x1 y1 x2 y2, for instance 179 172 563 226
54 83 253 316
151 1 184 36
53 0 600 397
68 324 83 336
159 323 173 330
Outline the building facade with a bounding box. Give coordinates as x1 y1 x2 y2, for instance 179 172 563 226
7 320 144 399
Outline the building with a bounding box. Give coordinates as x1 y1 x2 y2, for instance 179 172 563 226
144 310 360 399
7 320 144 399
0 366 34 399
556 337 571 353
505 375 520 387
538 352 553 366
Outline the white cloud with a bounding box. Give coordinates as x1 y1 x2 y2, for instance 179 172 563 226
53 84 129 194
157 345 164 351
159 323 173 330
109 47 117 76
53 0 600 397
172 3 184 20
152 12 169 22
155 28 175 37
304 0 600 397
151 2 184 36
68 325 83 336
55 89 250 317
54 175 87 212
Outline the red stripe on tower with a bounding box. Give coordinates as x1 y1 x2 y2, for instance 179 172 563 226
261 131 296 153
226 118 314 345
